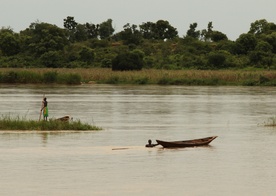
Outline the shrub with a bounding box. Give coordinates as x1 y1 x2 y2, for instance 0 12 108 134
43 71 58 83
112 52 144 71
79 47 95 63
59 73 81 84
207 51 226 68
40 51 62 68
1 71 18 83
17 71 42 83
101 58 112 68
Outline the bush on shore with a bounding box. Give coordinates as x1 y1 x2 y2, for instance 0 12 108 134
0 68 276 86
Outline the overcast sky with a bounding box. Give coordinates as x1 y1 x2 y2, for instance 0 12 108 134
1 0 276 40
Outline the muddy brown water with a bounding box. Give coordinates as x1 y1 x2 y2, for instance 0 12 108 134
0 84 276 196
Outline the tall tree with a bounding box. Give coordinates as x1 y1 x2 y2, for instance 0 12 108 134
63 16 78 42
139 20 178 40
154 20 178 40
235 33 257 54
186 23 200 39
0 28 20 56
211 31 228 42
249 40 273 67
21 22 68 56
115 23 143 45
63 16 78 31
248 19 276 35
74 24 88 42
201 22 213 41
86 23 99 39
139 22 155 39
263 32 276 53
99 19 114 39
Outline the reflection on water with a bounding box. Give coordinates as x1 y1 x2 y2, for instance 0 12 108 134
0 84 276 196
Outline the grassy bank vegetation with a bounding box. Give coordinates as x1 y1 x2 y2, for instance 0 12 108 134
0 68 276 86
0 69 81 84
0 115 102 131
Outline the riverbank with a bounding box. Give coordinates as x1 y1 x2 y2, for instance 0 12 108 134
0 68 276 86
0 116 102 131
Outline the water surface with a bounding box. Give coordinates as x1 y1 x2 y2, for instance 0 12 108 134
0 84 276 196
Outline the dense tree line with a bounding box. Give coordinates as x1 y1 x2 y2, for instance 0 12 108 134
0 17 276 70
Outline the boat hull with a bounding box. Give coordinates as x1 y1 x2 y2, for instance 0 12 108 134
56 115 70 122
156 136 217 148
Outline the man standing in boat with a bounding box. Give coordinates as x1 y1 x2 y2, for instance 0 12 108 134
41 97 48 121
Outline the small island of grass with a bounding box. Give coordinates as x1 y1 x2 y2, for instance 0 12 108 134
264 116 276 127
0 116 102 131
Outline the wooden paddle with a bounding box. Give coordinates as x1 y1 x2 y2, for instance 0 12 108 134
39 94 45 121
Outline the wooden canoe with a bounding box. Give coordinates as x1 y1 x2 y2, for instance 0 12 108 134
56 115 70 122
156 136 217 148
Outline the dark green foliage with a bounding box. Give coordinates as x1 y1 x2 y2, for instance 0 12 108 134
235 33 257 54
143 56 155 68
186 23 200 39
74 24 89 42
17 71 42 83
158 77 221 85
99 19 115 39
208 51 226 68
106 76 120 84
201 22 213 41
134 77 149 84
79 47 94 63
1 18 276 70
21 22 68 56
259 75 270 84
263 32 276 53
112 52 144 71
0 30 20 56
139 20 178 40
1 71 18 83
114 23 143 45
249 19 276 35
61 73 81 84
43 71 58 83
64 16 78 31
248 41 274 67
210 31 228 42
0 56 31 68
85 23 99 39
40 51 63 68
0 70 43 83
0 70 81 84
216 40 237 54
101 58 112 68
154 20 178 40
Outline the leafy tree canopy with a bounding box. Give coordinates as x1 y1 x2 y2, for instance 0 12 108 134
139 20 178 40
186 23 200 39
21 22 68 56
99 19 115 40
1 18 276 70
0 28 20 56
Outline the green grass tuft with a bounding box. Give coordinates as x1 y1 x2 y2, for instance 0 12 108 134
0 115 102 131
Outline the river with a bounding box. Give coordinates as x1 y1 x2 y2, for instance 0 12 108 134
0 84 276 196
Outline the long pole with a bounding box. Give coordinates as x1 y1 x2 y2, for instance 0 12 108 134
39 94 45 121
